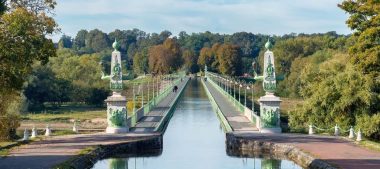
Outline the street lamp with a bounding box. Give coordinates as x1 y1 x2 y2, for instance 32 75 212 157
238 80 242 105
244 83 247 107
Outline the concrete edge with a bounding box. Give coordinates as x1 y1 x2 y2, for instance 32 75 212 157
53 135 163 169
225 133 337 169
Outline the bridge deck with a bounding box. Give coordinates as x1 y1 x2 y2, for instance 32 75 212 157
203 80 258 131
129 78 188 133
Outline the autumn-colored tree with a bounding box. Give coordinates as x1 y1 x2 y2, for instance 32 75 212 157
216 44 242 76
198 47 213 69
182 50 199 73
148 38 182 74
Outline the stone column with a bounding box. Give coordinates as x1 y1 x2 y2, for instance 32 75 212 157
259 94 281 133
257 40 282 133
104 39 128 133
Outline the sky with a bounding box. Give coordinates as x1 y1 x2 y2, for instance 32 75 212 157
52 0 351 42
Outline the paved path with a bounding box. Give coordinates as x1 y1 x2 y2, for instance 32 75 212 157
233 132 380 169
130 78 188 133
204 77 380 169
203 80 258 131
0 133 160 169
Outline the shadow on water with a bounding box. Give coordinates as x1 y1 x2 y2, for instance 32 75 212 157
92 78 302 169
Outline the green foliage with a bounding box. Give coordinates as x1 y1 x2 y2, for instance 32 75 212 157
339 1 380 74
85 29 109 53
289 54 374 132
356 113 380 139
24 64 71 110
216 44 242 76
58 35 73 49
0 0 6 15
0 1 57 140
182 49 199 74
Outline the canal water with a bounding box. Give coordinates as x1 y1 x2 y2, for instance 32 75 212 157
92 79 302 169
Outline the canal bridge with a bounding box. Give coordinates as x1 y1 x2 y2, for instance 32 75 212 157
2 40 380 169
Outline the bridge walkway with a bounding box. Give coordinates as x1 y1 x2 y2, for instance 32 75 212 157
202 79 258 132
129 77 189 133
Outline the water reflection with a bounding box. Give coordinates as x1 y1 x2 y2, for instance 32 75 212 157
95 158 298 169
92 79 302 169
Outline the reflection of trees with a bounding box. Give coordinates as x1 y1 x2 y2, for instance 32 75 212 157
109 158 128 169
261 159 281 169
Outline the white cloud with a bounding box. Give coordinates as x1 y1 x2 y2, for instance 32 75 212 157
52 0 350 41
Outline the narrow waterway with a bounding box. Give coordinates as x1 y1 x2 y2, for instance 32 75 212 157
92 79 301 169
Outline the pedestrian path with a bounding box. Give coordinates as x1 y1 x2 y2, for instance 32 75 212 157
129 78 188 132
232 132 380 169
203 80 258 131
0 133 160 169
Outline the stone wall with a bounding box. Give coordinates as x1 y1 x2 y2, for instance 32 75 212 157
226 133 336 169
54 135 163 169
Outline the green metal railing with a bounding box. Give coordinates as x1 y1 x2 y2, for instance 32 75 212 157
205 72 260 129
127 71 186 127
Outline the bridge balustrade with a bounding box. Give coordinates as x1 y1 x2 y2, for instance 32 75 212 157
205 72 261 129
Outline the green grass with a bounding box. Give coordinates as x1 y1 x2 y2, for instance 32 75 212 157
22 110 106 122
53 130 78 136
357 139 380 152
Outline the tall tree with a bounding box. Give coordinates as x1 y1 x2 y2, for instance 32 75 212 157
0 0 58 140
339 0 380 74
216 44 242 76
182 50 199 74
133 48 149 74
148 38 182 74
0 0 6 15
73 29 88 50
86 29 109 52
58 34 73 49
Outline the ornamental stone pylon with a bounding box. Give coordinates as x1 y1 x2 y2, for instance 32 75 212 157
254 39 282 133
101 39 128 133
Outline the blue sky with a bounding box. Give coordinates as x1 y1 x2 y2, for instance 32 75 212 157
52 0 351 42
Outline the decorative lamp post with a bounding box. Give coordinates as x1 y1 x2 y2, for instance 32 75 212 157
253 39 282 133
101 39 129 133
141 83 144 107
244 84 247 107
238 81 242 104
249 82 254 112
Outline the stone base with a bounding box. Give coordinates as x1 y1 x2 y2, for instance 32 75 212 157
260 127 282 133
106 127 128 134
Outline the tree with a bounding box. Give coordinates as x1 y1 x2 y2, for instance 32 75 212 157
86 29 109 52
58 34 73 49
133 48 149 74
337 0 380 139
182 50 199 73
339 1 380 74
51 53 109 104
289 54 373 132
0 0 58 140
24 65 72 110
148 38 182 74
216 44 242 76
73 29 88 50
0 0 6 15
